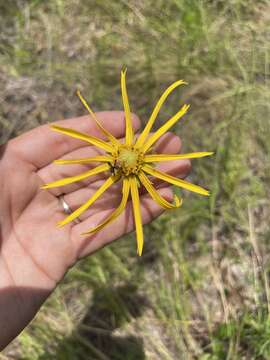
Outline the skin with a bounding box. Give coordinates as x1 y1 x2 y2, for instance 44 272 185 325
0 111 191 350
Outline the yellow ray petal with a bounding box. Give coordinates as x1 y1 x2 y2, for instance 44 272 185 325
77 90 119 147
50 125 113 153
121 69 134 145
144 152 214 162
54 155 113 165
135 79 187 149
41 164 110 189
58 174 120 227
143 165 210 196
81 178 130 235
142 104 190 153
138 172 182 209
130 176 144 256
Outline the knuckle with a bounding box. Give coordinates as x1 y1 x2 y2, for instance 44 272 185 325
130 112 141 129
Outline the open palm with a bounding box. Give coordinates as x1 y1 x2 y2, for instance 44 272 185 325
0 111 190 349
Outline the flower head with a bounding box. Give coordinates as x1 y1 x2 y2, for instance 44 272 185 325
41 70 213 255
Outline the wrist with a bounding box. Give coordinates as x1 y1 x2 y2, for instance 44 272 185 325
0 250 53 350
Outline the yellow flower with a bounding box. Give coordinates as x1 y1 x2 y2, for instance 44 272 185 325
41 70 213 256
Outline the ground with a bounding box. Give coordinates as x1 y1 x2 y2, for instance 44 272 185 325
0 0 270 359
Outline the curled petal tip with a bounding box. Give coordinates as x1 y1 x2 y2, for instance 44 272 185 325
175 79 187 86
76 89 83 99
137 248 143 256
200 151 215 157
180 80 188 85
174 195 182 208
199 188 210 196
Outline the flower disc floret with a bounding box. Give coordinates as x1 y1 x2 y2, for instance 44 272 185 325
112 145 144 176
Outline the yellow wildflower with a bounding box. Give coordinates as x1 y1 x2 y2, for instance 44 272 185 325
41 70 213 255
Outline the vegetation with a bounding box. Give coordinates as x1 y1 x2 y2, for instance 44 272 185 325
0 0 270 358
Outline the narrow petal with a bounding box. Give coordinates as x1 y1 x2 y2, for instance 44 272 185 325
130 176 144 256
58 174 120 227
143 165 210 196
121 69 134 145
54 155 112 165
135 79 187 149
81 178 130 235
142 104 190 153
50 125 114 153
144 152 214 162
41 163 110 189
138 172 182 209
77 90 119 147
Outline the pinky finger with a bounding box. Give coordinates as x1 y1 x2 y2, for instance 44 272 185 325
71 186 174 259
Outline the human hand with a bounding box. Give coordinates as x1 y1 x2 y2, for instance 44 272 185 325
0 112 190 349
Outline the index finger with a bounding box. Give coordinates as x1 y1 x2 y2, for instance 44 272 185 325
9 112 141 169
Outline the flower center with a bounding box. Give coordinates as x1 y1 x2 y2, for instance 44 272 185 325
119 148 138 167
112 146 143 176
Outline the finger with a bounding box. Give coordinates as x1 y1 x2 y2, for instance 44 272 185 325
153 131 181 154
71 186 174 258
61 181 124 220
39 132 183 196
38 145 108 196
9 112 141 169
